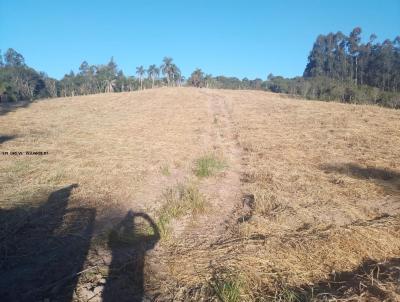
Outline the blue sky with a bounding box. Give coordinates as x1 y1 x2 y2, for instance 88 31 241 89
1 0 399 80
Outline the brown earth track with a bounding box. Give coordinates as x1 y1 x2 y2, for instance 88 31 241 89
169 89 244 246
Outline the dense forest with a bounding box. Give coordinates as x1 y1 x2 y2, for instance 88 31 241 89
0 27 399 108
267 27 400 108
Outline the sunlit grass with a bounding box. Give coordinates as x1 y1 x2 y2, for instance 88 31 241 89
194 154 226 177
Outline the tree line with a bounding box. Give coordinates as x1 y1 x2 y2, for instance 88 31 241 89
186 68 265 90
172 27 400 108
0 48 56 102
0 27 399 108
58 56 182 97
304 27 399 92
266 28 400 108
0 52 184 101
0 48 265 103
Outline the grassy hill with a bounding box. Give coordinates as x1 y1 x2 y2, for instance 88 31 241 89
1 88 399 301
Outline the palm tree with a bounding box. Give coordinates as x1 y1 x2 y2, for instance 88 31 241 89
136 66 145 90
171 64 181 86
147 64 157 88
161 57 173 86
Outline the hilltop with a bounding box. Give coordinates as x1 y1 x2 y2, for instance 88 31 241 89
1 88 399 301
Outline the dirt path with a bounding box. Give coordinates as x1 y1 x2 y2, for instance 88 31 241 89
203 89 243 221
172 89 244 247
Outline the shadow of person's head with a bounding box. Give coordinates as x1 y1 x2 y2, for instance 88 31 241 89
107 210 160 250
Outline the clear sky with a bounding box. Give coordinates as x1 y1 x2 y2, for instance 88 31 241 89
1 0 399 80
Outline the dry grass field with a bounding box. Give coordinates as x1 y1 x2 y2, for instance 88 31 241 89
0 87 399 301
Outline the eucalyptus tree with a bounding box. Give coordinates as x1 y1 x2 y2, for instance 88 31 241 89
303 27 400 92
204 74 214 88
126 76 138 91
116 70 126 92
60 71 76 97
78 61 93 94
4 48 25 67
43 76 57 97
136 66 145 90
104 79 116 93
93 57 119 93
347 27 362 84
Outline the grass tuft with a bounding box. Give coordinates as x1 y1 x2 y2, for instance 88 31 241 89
160 164 171 176
274 287 303 302
210 271 245 302
194 154 226 178
157 183 206 238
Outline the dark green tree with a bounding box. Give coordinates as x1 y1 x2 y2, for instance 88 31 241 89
4 48 25 67
188 68 205 87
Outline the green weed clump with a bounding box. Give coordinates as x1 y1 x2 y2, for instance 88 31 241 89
157 183 206 237
210 271 245 302
194 154 226 178
160 164 171 176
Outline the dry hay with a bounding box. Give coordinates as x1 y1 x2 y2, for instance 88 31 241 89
1 88 399 301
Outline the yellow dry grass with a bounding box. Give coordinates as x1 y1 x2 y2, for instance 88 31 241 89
0 88 210 219
1 87 399 301
146 89 400 301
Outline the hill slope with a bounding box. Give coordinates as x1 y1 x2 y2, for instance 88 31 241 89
1 88 399 301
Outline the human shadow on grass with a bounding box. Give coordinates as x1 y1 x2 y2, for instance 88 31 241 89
0 135 16 145
321 163 400 193
102 210 160 302
286 257 400 301
0 184 96 302
0 100 31 116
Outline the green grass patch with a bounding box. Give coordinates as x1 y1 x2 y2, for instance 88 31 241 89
275 287 303 302
160 164 171 176
210 272 245 302
194 154 226 178
157 183 206 238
